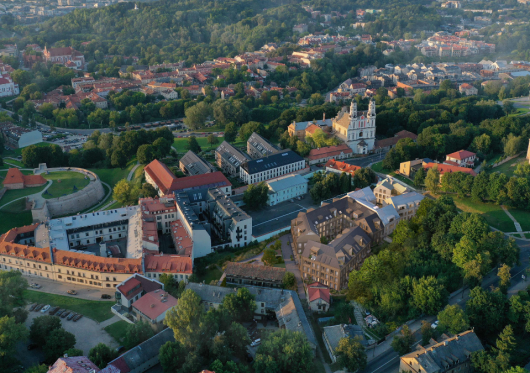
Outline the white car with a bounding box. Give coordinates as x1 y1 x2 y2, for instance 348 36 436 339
431 320 439 329
251 339 261 347
41 305 51 313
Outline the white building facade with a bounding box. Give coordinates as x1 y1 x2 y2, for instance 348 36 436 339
266 174 308 206
332 100 376 154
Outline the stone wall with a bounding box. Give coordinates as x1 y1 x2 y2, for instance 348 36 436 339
31 168 105 219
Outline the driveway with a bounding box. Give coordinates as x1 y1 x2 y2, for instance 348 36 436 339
17 306 120 369
279 234 306 300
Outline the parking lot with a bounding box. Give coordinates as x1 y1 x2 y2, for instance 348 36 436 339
248 196 320 237
16 304 119 369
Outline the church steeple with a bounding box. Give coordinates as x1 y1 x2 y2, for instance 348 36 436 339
368 99 376 118
349 100 357 119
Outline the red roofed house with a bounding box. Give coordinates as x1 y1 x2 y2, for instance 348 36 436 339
423 162 477 180
307 144 353 165
132 290 178 331
115 273 163 309
144 159 232 196
307 282 331 312
144 159 178 196
373 130 418 152
305 124 322 137
47 356 100 373
325 159 361 177
43 46 85 69
144 254 193 283
2 168 47 190
459 83 478 96
445 150 477 168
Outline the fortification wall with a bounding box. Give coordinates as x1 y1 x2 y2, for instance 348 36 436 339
32 167 105 218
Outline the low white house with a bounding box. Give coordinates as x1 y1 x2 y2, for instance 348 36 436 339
266 174 308 206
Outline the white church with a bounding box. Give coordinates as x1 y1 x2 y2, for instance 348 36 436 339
332 100 376 154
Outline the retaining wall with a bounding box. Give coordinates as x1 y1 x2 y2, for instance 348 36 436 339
32 167 105 219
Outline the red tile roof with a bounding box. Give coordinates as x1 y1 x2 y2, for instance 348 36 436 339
53 249 143 273
446 150 476 160
308 144 353 160
117 274 163 300
2 168 47 187
117 277 141 298
305 124 321 135
144 254 192 274
144 160 177 195
132 290 178 320
307 282 330 304
423 162 477 176
374 130 417 150
48 357 100 373
169 171 231 193
325 159 361 174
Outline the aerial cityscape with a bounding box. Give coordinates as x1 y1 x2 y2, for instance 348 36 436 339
1 0 530 372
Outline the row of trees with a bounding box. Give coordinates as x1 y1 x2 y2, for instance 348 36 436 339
310 169 377 203
22 127 173 170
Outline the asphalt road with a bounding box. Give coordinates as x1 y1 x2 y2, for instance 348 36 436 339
345 151 387 168
361 237 530 373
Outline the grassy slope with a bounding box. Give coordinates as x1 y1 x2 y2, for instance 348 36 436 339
371 161 416 187
173 136 246 153
0 184 48 207
24 290 114 322
492 155 527 178
42 171 90 199
104 320 130 345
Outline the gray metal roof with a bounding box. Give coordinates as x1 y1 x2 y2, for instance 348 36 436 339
241 150 304 175
180 150 216 175
216 141 250 167
247 132 278 156
267 174 308 193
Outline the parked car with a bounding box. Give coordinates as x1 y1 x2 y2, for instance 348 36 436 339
250 339 261 347
40 305 50 313
29 304 37 311
101 294 112 299
55 309 65 317
30 283 42 289
49 307 60 315
116 346 126 353
431 320 439 329
67 290 77 295
73 314 83 322
34 304 44 312
27 343 38 351
67 313 76 321
61 311 70 319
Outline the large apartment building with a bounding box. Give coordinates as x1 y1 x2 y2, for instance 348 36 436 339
215 141 251 177
239 150 306 184
291 196 384 254
299 226 372 289
247 132 278 159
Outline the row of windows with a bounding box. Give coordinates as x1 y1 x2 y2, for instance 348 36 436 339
2 258 48 271
2 265 48 278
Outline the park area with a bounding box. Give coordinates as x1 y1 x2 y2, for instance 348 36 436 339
42 171 90 199
173 136 245 153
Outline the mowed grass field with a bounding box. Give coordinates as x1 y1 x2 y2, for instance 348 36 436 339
104 320 130 345
43 171 90 199
492 155 527 178
173 136 246 153
24 290 114 322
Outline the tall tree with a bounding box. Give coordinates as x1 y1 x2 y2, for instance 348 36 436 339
124 321 154 349
186 136 201 153
335 337 367 372
222 288 257 322
159 341 186 373
391 325 415 355
437 305 469 334
0 316 28 358
44 328 76 363
165 289 204 349
207 134 219 149
425 166 441 194
254 329 313 373
88 343 116 369
29 315 61 346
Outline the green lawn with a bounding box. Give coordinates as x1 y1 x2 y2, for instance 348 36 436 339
273 263 286 268
445 196 516 232
3 158 24 167
173 136 245 154
0 184 48 207
42 171 90 199
24 290 114 322
104 320 130 345
525 233 530 239
89 158 137 187
506 208 530 231
0 207 32 235
491 155 527 178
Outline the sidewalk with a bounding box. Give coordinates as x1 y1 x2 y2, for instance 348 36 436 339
23 274 115 301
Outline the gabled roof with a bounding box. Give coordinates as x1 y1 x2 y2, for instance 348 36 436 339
132 290 178 320
423 162 477 176
309 144 353 160
169 171 231 193
144 254 193 274
2 168 46 186
446 149 476 160
224 262 285 282
144 159 177 195
308 282 330 304
325 158 360 173
241 150 304 175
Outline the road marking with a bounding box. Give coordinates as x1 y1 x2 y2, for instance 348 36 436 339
253 208 306 227
368 341 420 373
